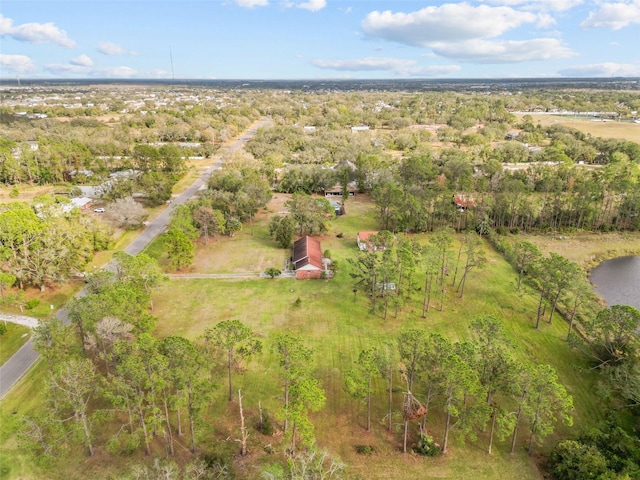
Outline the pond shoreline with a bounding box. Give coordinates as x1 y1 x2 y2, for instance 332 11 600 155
589 255 640 310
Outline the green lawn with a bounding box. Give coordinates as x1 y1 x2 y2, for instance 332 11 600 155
0 323 31 365
146 196 602 479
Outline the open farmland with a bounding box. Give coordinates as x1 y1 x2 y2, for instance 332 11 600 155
514 113 640 142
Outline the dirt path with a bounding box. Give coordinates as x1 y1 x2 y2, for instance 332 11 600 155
0 313 39 329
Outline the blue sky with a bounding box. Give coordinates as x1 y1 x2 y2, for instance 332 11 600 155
1 0 639 79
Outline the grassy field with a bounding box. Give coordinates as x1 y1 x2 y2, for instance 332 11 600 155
514 113 640 142
0 322 31 365
147 194 602 479
517 231 640 270
0 194 627 480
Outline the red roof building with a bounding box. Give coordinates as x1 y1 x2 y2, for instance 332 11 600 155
292 236 324 279
453 194 476 210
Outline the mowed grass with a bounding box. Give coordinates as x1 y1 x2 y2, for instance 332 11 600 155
0 323 31 365
514 113 640 142
150 194 602 479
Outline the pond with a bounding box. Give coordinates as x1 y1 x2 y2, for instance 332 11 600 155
589 256 640 310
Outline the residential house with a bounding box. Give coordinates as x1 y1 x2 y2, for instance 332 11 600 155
505 131 519 140
453 194 476 211
324 184 356 198
61 197 92 214
292 236 324 279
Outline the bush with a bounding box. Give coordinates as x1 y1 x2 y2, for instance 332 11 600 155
413 432 441 456
355 445 375 455
256 409 274 436
24 299 40 310
550 440 608 480
9 187 19 198
264 267 281 279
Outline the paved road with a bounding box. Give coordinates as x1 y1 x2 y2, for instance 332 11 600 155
0 118 271 400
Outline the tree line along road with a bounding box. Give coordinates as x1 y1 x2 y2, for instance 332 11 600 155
0 118 272 399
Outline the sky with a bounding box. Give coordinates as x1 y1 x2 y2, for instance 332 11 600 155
1 0 640 80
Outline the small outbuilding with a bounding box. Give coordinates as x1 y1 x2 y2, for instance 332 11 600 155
453 194 476 211
357 231 380 251
324 184 356 198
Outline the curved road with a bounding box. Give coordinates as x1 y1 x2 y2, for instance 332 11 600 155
0 118 271 399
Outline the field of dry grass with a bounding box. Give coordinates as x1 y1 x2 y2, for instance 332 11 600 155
517 231 640 269
514 113 640 142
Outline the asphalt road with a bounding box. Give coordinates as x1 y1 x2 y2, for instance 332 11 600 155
0 118 271 399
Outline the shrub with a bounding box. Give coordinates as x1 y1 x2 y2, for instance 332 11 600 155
25 299 40 310
355 445 375 455
9 188 19 198
413 432 441 456
264 267 281 279
256 409 274 436
550 440 608 480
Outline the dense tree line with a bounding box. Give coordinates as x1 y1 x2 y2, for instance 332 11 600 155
367 151 640 234
0 200 111 290
344 317 573 456
161 164 272 269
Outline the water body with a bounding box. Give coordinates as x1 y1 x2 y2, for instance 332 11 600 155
590 256 640 310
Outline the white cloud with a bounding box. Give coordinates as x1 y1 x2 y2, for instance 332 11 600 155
0 54 37 73
535 13 556 28
45 63 90 75
361 4 575 64
312 56 461 76
580 1 640 30
429 38 576 63
0 14 75 47
362 3 539 46
70 54 93 67
558 62 640 76
479 0 583 12
94 66 138 78
235 0 269 7
296 0 326 12
282 0 327 12
97 41 136 56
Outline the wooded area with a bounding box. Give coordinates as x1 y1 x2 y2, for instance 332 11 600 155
1 82 639 480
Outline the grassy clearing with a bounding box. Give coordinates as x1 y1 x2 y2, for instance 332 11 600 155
0 184 58 204
0 282 81 319
515 231 640 270
513 114 640 142
0 323 31 365
0 194 619 479
148 195 602 479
